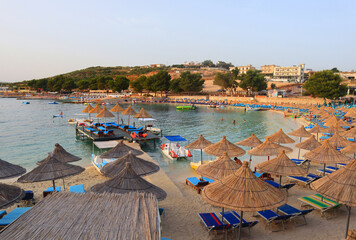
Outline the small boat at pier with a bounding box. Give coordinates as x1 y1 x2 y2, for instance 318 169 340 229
176 105 196 110
161 135 192 160
48 101 59 104
22 102 30 104
53 112 64 118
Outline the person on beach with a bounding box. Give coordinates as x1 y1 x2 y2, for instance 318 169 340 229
234 157 242 165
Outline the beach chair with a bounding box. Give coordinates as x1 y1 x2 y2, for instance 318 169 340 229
126 126 144 132
257 210 292 231
288 173 320 187
201 177 214 184
291 158 309 166
109 122 120 128
186 177 209 194
93 131 104 138
69 184 85 193
198 213 231 232
219 211 258 233
264 180 296 192
325 166 339 171
337 163 346 168
97 126 106 131
85 127 96 132
298 194 341 218
0 207 32 227
317 169 334 175
277 204 314 226
104 130 114 136
0 210 6 219
43 186 61 198
21 190 35 205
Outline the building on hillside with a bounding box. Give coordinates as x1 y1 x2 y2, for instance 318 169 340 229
150 64 166 68
339 72 356 80
230 64 256 74
261 65 278 75
271 64 305 83
183 61 201 66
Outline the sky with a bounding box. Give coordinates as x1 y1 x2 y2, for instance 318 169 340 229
1 0 356 82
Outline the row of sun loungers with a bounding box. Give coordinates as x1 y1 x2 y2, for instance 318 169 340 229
298 194 340 218
288 173 321 186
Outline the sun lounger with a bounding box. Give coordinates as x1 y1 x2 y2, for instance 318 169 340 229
257 210 292 231
277 204 314 226
102 123 112 128
186 177 209 194
298 194 341 217
337 163 346 168
288 173 321 186
46 186 61 192
325 166 339 171
317 169 334 175
69 184 85 193
201 177 214 183
291 158 308 166
93 123 102 127
109 122 120 127
0 207 32 226
85 127 96 132
264 180 296 192
220 211 258 233
93 131 104 137
0 211 6 219
97 126 106 131
126 126 144 132
198 213 231 232
104 130 114 136
21 190 35 205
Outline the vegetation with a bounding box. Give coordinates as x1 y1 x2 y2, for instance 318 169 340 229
216 61 234 70
202 60 215 67
239 70 267 94
174 71 205 94
213 72 238 93
270 83 276 89
303 70 347 100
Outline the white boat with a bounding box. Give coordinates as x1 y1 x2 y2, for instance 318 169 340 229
91 141 120 173
246 107 261 111
138 117 161 135
161 136 192 160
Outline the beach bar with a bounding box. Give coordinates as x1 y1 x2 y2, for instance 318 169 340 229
0 192 161 239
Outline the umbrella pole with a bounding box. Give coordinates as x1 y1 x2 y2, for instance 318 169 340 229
345 206 351 239
52 180 56 192
62 177 65 191
298 148 301 160
200 149 203 165
279 175 282 189
238 211 243 240
221 207 224 222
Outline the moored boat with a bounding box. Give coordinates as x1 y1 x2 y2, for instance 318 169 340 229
48 101 59 104
176 105 196 110
161 135 192 160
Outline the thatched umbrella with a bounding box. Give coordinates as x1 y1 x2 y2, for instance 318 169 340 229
101 151 159 177
134 108 152 119
345 108 356 118
196 152 241 181
304 140 351 176
203 136 245 158
100 140 143 159
96 106 115 124
0 159 26 179
186 134 213 164
110 103 124 124
121 105 137 125
37 143 82 165
308 124 325 140
322 122 346 135
266 129 295 144
341 142 356 158
82 104 93 119
288 125 311 141
202 161 287 239
18 153 85 191
324 115 339 127
295 135 321 151
89 104 103 114
342 127 356 141
311 159 356 238
248 138 292 161
327 132 352 149
257 150 307 187
91 162 167 201
235 134 263 165
0 183 25 209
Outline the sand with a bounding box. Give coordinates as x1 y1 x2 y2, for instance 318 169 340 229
5 120 355 240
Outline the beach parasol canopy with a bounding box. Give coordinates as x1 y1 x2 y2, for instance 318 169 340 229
134 108 152 119
311 159 356 238
327 132 352 148
96 106 115 118
324 115 339 127
248 138 292 159
186 134 213 164
308 124 325 134
18 153 85 191
37 143 81 165
0 183 25 209
196 152 241 181
91 162 167 201
121 105 137 125
288 126 311 139
295 135 321 151
266 129 295 144
340 142 356 156
345 108 356 118
0 159 26 179
342 127 356 139
235 134 263 147
81 104 93 113
304 140 351 164
100 140 143 159
110 103 124 113
101 151 159 177
203 136 245 158
202 161 287 239
89 104 103 114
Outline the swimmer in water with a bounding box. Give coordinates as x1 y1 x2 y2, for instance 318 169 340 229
221 117 224 121
232 120 236 124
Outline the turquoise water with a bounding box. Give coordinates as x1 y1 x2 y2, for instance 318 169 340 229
0 98 300 177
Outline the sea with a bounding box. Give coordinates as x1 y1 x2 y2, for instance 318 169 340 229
0 98 300 180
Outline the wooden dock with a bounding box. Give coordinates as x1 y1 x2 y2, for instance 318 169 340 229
75 125 160 143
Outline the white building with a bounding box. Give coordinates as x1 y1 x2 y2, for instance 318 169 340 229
272 64 305 83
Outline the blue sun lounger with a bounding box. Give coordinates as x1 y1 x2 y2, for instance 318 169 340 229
337 163 346 168
288 173 321 186
46 186 61 192
126 126 144 132
291 159 308 166
257 210 292 231
0 207 32 226
86 127 96 132
264 180 296 192
326 166 339 171
0 210 6 219
219 211 258 233
69 184 85 193
198 213 231 232
109 122 120 127
186 177 209 193
97 126 106 131
277 204 314 226
201 177 214 183
317 169 334 175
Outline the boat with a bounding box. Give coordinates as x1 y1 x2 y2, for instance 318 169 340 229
22 102 30 104
48 101 59 104
138 118 161 135
176 105 196 110
190 160 212 170
53 112 64 118
91 141 120 173
246 107 261 111
161 135 192 160
208 105 216 108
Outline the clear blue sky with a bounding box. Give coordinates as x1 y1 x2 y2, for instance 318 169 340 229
1 0 355 82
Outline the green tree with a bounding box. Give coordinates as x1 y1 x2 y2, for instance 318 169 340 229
216 61 234 69
303 70 347 101
77 80 90 90
131 76 146 93
270 83 277 89
231 67 239 79
143 75 156 95
52 75 66 92
330 67 340 73
239 70 267 95
175 71 205 93
111 76 130 92
213 72 237 92
202 60 215 67
170 78 183 93
62 79 76 91
154 70 171 95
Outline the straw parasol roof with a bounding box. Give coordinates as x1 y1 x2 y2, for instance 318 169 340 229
235 134 263 147
203 136 245 158
324 115 339 127
186 134 213 149
18 154 85 183
110 103 124 113
134 108 152 119
303 140 351 164
0 158 26 179
37 143 81 165
342 127 356 139
89 104 103 114
101 151 159 177
100 140 143 159
308 124 325 134
256 150 307 177
196 152 241 181
81 104 93 113
248 138 292 157
266 129 295 144
288 126 311 138
295 135 321 151
0 183 25 209
121 105 137 116
345 108 356 118
327 132 352 148
202 161 287 211
91 162 167 201
341 142 356 155
322 123 345 134
96 106 115 118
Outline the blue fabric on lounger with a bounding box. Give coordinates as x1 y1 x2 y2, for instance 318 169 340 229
98 126 106 131
317 169 333 174
277 204 314 225
257 210 292 231
110 123 120 127
0 207 32 226
0 210 6 219
201 177 214 183
326 166 339 171
46 186 61 192
264 180 295 191
219 211 258 231
186 177 206 186
69 184 85 193
86 127 96 132
198 213 231 232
